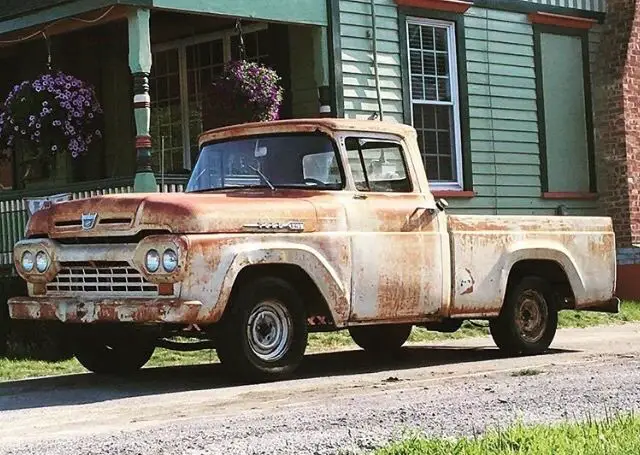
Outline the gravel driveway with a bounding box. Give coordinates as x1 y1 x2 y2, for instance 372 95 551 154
0 323 638 455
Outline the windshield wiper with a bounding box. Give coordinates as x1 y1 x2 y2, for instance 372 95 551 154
248 164 276 191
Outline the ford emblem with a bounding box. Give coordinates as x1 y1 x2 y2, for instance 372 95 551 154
81 213 98 230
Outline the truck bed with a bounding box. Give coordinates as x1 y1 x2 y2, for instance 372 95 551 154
445 214 616 318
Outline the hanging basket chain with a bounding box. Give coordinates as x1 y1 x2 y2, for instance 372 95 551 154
42 31 52 71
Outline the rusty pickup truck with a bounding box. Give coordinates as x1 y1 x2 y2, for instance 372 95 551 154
8 118 619 382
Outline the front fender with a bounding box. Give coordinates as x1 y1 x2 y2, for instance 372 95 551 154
183 240 350 325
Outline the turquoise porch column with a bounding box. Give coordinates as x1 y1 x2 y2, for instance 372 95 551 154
128 8 157 192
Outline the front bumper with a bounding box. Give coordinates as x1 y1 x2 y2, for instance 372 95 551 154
8 297 204 324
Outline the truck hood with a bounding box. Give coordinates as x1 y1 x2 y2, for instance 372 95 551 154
26 191 320 238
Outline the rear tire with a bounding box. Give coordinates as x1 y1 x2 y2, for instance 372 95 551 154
348 324 412 353
72 325 156 375
216 277 308 383
490 276 558 355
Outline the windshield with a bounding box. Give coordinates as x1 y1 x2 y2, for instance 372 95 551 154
186 133 344 192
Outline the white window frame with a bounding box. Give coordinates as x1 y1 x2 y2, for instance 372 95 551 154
405 17 463 190
151 23 269 170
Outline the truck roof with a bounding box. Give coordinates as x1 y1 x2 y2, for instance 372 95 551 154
198 118 417 147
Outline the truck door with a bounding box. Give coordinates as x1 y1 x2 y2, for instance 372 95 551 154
342 136 445 322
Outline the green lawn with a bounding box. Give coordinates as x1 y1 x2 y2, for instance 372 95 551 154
375 413 640 455
0 302 638 382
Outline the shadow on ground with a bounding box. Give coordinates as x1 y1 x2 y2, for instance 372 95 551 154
0 344 575 412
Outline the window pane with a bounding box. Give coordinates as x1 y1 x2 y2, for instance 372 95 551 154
411 76 424 100
437 77 450 101
423 130 438 154
410 51 422 74
408 24 421 48
439 156 452 181
421 105 434 129
346 138 367 190
150 48 183 173
422 26 434 51
408 22 452 103
302 152 341 186
413 104 456 182
435 27 448 52
231 30 271 64
436 53 448 77
407 20 458 183
187 134 343 191
359 141 411 192
425 155 438 181
425 77 437 100
423 52 436 77
436 104 450 129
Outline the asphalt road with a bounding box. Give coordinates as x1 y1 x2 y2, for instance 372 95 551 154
0 323 638 454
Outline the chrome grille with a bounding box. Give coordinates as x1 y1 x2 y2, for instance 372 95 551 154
46 261 158 297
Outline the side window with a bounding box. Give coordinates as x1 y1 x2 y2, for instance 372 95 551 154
345 138 412 193
302 152 341 186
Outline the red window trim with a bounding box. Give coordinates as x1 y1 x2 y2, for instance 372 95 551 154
395 0 472 14
542 192 598 200
432 190 475 198
528 12 597 30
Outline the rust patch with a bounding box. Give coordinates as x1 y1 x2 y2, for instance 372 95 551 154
7 297 203 324
197 118 414 149
459 268 475 295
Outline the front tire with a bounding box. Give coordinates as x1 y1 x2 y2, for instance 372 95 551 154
72 325 156 375
216 277 308 382
348 324 412 353
490 276 558 355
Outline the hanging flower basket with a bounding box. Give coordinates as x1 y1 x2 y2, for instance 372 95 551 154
0 71 103 173
202 60 284 130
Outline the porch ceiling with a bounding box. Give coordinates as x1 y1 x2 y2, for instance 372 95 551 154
151 0 328 26
0 0 327 39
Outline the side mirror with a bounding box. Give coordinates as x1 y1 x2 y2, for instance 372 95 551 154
436 198 448 212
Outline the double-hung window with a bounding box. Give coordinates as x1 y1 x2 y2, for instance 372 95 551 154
149 26 270 174
406 18 463 189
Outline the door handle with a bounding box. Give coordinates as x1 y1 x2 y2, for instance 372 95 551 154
353 194 368 200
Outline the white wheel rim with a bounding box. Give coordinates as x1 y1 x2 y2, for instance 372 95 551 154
246 300 292 362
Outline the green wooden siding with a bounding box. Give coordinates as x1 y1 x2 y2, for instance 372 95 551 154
337 1 601 215
339 0 405 122
451 7 597 214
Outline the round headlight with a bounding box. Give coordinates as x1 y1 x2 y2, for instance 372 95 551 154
35 251 50 273
21 251 34 272
145 249 160 273
162 249 178 272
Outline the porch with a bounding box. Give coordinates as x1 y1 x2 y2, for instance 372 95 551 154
0 3 334 273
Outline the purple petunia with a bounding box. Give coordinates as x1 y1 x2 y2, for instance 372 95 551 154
0 70 104 158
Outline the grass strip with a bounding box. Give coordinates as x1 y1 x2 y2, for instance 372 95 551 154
375 413 640 455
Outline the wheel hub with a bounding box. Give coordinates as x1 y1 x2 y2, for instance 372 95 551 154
515 290 548 343
246 300 292 362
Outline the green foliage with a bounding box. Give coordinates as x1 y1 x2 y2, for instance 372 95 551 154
375 413 640 455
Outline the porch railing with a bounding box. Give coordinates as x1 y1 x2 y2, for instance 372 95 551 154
0 175 188 272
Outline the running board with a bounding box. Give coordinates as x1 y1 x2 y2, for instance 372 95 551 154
156 338 216 351
579 297 621 314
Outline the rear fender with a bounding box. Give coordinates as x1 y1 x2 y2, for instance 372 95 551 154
500 241 586 304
